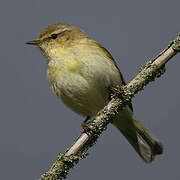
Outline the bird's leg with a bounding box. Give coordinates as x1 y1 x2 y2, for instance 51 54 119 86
81 116 91 132
85 116 91 122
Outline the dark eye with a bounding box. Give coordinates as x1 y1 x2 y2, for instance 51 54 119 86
51 34 58 39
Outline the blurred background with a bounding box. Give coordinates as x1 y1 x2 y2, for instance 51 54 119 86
0 0 180 179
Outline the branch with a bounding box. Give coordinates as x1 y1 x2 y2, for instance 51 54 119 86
40 34 180 180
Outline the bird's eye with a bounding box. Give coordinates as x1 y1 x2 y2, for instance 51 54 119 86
51 34 58 39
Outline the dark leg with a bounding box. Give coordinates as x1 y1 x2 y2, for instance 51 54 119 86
81 116 91 131
84 116 90 122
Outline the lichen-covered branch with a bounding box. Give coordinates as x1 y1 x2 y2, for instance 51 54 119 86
40 33 180 180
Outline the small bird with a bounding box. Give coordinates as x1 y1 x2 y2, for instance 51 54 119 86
26 23 163 163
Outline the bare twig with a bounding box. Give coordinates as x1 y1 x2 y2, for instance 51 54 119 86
40 34 180 180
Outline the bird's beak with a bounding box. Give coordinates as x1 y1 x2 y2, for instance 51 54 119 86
26 40 41 45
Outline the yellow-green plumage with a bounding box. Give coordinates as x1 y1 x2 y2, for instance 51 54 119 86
27 23 163 163
47 40 122 116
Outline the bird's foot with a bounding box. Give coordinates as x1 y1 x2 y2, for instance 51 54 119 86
111 85 121 93
109 85 122 100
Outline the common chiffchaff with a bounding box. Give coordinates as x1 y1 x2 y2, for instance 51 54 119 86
27 23 163 163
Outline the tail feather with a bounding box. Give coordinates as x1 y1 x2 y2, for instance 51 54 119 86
113 106 163 163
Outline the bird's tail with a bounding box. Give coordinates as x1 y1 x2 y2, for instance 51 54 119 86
113 106 163 163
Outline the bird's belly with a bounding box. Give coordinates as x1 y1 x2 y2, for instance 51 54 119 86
53 71 110 117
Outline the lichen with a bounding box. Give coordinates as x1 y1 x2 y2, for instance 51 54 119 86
172 33 180 52
40 153 82 180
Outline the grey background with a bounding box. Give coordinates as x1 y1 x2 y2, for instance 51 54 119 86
0 0 180 179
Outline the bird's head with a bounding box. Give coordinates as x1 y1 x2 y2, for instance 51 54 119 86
26 23 88 60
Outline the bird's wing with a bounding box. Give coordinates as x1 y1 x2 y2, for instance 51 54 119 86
94 41 133 111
